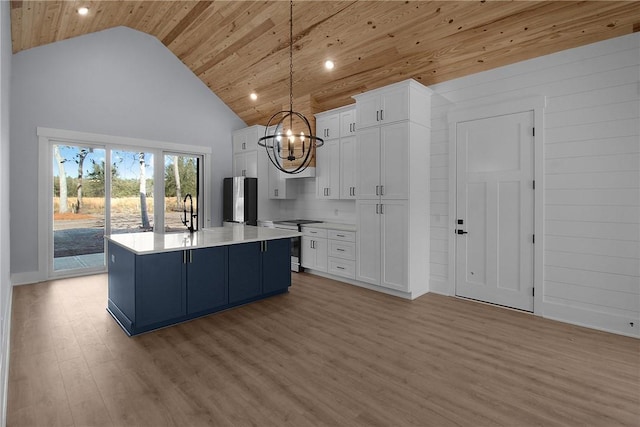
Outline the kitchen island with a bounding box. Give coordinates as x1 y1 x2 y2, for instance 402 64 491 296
106 225 300 335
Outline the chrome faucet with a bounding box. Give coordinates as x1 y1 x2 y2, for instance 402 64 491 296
182 193 197 233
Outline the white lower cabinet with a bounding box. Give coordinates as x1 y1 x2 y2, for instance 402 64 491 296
301 227 328 272
356 199 408 291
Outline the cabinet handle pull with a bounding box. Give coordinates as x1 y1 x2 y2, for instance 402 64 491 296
380 110 384 121
189 250 193 263
337 234 345 237
337 266 345 270
376 204 379 214
380 185 384 196
376 111 379 121
264 241 267 252
337 248 345 252
380 204 384 214
183 250 187 264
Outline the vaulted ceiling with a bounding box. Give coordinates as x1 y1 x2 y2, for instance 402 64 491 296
10 1 640 126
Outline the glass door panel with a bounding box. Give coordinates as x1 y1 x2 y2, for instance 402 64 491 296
110 150 155 234
164 154 200 232
52 144 106 272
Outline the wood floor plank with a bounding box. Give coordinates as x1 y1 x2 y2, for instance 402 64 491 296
7 273 640 426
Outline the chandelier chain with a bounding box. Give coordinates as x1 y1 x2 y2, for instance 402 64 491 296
289 0 294 115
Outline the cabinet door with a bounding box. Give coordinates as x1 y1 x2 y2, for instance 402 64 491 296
314 238 328 272
233 130 247 153
380 87 409 124
340 109 357 137
137 251 186 327
317 139 340 199
187 246 228 314
228 242 262 303
380 200 408 291
315 138 331 198
317 113 340 140
356 127 380 199
340 136 356 199
356 200 381 285
233 151 258 178
262 239 291 294
356 94 381 129
301 236 315 269
380 122 409 200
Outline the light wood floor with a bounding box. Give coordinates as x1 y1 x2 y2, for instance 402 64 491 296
7 273 640 426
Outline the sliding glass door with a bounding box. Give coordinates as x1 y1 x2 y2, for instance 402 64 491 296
164 154 201 232
46 131 208 279
52 144 106 273
110 150 155 234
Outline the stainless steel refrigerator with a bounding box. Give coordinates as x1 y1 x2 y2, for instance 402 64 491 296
223 177 258 226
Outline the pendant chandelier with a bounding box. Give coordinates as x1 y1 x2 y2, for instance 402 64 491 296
257 0 324 174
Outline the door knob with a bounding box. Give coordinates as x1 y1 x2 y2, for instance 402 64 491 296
456 229 468 235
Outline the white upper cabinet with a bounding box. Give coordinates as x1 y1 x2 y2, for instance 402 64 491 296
316 112 340 140
315 105 358 200
233 126 261 176
340 108 357 137
353 80 431 129
233 151 257 178
316 139 340 199
232 125 261 153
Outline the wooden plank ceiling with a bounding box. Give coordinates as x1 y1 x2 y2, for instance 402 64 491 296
10 1 640 126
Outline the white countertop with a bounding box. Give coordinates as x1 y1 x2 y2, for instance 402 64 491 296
106 225 301 255
300 222 356 232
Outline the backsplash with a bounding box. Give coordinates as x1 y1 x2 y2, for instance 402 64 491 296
279 178 356 224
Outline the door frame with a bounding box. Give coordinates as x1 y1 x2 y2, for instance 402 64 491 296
37 127 212 281
446 96 546 315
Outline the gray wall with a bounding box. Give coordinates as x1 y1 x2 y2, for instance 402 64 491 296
10 26 245 276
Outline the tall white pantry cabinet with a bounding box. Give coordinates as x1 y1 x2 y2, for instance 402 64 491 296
353 79 432 298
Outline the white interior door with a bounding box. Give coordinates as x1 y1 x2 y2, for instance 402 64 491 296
456 111 534 311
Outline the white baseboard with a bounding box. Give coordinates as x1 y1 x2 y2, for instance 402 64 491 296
10 271 46 286
300 269 414 300
428 277 452 296
542 300 639 339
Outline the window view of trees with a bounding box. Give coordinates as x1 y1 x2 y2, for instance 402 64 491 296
53 144 203 270
164 154 200 232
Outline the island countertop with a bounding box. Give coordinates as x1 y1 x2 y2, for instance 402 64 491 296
106 224 301 255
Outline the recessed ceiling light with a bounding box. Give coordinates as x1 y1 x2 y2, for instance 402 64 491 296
77 7 89 15
250 93 258 101
324 60 335 70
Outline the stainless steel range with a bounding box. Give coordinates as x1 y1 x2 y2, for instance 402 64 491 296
260 219 323 272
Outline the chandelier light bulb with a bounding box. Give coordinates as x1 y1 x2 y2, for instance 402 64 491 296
77 7 89 15
249 92 258 101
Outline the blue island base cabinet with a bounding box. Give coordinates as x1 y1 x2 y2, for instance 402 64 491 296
107 238 291 336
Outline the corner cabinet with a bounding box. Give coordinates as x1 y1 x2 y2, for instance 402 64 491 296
353 79 432 298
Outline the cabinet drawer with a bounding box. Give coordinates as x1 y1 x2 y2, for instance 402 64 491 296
328 258 355 279
328 229 355 242
328 240 355 260
302 227 327 238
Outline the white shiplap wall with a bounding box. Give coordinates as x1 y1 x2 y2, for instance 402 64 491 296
428 33 640 337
